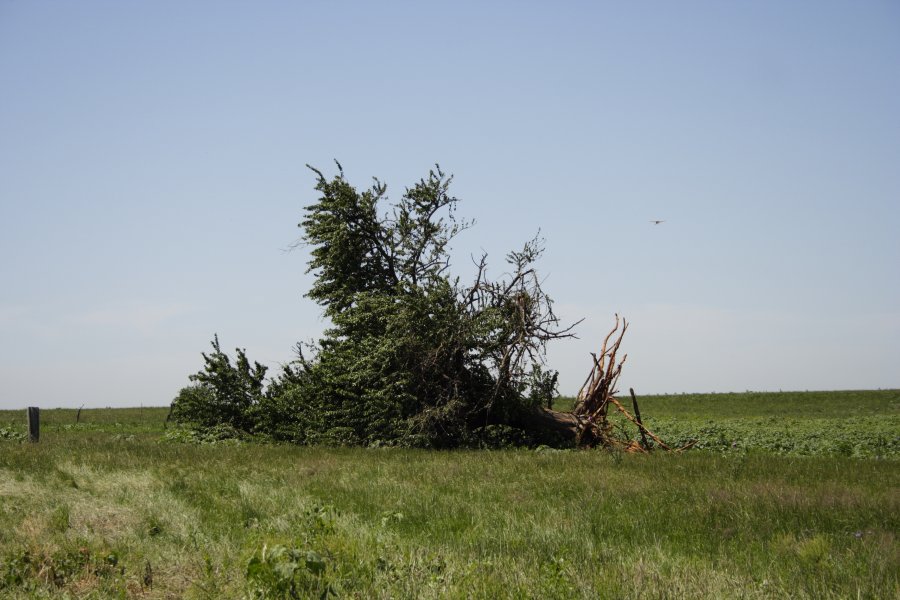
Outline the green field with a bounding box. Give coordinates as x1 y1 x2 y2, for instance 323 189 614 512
1 391 898 598
557 389 900 458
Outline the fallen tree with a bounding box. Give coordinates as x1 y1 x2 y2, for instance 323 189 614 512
172 163 691 450
173 163 580 447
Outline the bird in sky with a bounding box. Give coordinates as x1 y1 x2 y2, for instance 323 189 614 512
650 220 665 225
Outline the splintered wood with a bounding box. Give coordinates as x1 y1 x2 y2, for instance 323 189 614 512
573 315 686 452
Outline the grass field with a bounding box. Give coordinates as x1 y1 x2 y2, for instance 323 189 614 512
0 391 898 598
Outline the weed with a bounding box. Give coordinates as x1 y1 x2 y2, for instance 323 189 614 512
245 544 331 599
0 427 26 443
159 423 248 445
380 511 405 528
0 544 124 594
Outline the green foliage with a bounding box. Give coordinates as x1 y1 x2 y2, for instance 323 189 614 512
0 426 25 442
171 334 267 431
160 423 248 445
301 163 463 318
246 544 330 599
468 424 529 449
0 545 123 593
169 164 572 447
528 365 559 410
253 164 571 447
0 549 32 590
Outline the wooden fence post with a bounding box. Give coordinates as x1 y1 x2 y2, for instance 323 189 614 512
27 407 40 443
629 388 651 450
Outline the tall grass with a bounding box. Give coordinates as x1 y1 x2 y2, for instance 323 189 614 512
0 392 897 597
0 441 896 596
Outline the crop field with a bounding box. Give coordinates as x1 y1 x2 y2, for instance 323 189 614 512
557 389 900 458
0 390 898 598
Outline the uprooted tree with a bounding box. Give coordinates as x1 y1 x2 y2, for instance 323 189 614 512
569 315 684 452
173 163 582 447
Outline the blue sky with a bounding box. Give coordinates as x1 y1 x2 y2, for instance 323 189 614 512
1 1 898 408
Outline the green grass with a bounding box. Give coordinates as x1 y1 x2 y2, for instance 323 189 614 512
0 391 898 598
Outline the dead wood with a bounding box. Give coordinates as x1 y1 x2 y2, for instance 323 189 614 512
570 315 690 452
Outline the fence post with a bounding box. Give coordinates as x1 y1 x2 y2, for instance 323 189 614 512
629 388 651 450
27 407 40 443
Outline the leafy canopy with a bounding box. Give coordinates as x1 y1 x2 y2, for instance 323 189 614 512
173 163 574 447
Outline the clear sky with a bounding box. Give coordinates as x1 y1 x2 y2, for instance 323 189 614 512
1 1 898 408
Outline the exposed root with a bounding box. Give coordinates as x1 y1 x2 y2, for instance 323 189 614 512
573 315 692 452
